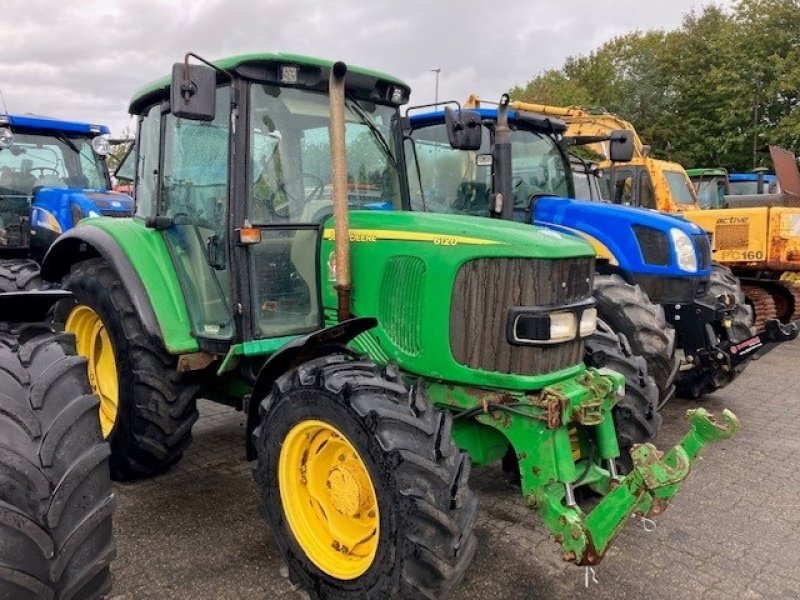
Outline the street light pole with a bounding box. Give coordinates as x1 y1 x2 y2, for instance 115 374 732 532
431 68 441 107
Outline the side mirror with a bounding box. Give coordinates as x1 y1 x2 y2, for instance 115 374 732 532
170 63 217 121
609 129 634 162
445 107 482 151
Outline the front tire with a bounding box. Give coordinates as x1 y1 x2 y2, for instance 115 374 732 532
676 263 755 398
253 355 478 600
585 319 661 469
593 275 678 407
57 258 199 481
0 323 115 600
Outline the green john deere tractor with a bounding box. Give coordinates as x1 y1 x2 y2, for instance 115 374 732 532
0 53 738 599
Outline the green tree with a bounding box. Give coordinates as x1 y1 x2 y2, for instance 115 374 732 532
509 0 800 170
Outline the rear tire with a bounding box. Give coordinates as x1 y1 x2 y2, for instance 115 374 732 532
0 323 115 600
593 275 678 407
57 258 199 481
585 319 661 470
0 258 42 292
676 264 755 399
253 355 478 600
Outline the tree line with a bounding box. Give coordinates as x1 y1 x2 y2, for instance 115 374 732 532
508 0 800 171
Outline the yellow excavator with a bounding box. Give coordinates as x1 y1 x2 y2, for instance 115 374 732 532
501 99 800 329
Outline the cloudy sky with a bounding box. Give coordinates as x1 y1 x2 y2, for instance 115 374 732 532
1 0 729 136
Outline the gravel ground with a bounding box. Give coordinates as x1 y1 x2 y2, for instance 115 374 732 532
109 338 800 600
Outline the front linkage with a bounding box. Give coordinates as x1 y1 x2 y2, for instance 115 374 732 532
427 368 739 566
668 294 799 397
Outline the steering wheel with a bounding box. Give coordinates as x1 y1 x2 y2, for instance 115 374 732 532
265 173 326 219
29 167 61 178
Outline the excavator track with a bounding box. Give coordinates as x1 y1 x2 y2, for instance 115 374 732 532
742 285 778 331
772 281 800 323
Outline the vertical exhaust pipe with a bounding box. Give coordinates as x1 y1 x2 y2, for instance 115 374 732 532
329 61 352 321
495 94 514 221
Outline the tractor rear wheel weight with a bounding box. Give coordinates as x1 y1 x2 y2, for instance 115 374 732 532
57 258 199 481
676 264 755 399
0 258 42 292
0 323 115 600
252 354 478 600
584 319 661 471
593 275 678 407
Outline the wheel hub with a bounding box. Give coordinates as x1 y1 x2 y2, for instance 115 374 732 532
278 419 380 579
327 460 372 517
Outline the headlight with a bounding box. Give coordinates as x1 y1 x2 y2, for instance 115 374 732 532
669 227 698 272
579 307 597 337
507 301 596 345
91 135 111 156
0 127 14 149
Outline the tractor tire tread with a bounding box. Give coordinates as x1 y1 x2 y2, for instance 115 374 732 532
254 354 477 600
60 258 199 481
593 274 678 406
0 323 115 600
0 259 43 292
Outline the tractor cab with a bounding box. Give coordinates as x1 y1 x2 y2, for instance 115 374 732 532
109 54 408 349
0 114 132 262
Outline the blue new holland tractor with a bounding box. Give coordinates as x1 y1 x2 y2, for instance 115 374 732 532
403 98 796 416
0 113 132 290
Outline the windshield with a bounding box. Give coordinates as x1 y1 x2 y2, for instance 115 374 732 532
694 178 725 209
728 179 778 195
0 132 108 197
247 84 402 224
663 170 697 205
407 120 569 216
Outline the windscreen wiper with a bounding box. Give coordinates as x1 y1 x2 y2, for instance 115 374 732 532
345 94 397 168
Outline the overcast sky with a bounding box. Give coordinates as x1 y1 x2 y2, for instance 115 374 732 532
1 0 730 136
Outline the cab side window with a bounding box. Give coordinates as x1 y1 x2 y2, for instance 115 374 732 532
134 105 160 218
639 172 656 209
613 170 635 206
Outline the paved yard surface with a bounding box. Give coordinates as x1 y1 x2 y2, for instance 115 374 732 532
109 339 800 600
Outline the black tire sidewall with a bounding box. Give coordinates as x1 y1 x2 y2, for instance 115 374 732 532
55 265 141 470
259 387 404 598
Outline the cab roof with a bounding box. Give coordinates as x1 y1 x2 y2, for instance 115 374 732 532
686 168 727 178
0 113 109 135
729 172 776 181
129 52 410 115
408 107 567 134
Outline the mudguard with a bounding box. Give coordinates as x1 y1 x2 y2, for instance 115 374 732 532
245 317 378 459
40 221 198 354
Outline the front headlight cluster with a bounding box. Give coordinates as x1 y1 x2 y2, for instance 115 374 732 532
507 301 597 346
669 227 698 272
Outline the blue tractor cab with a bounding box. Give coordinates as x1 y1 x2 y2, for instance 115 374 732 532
728 171 779 195
404 101 796 401
0 113 132 272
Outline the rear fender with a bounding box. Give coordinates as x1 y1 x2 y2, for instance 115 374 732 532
245 317 378 459
40 223 197 353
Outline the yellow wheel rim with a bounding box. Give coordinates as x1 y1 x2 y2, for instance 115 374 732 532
278 419 380 580
65 305 119 438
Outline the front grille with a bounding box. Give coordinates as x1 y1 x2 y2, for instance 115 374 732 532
713 223 748 252
693 233 712 269
633 226 670 266
379 256 425 356
450 257 592 375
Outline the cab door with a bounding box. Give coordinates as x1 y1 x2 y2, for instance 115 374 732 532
158 86 234 343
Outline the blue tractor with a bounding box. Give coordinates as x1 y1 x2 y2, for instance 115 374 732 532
403 98 796 411
0 113 132 290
